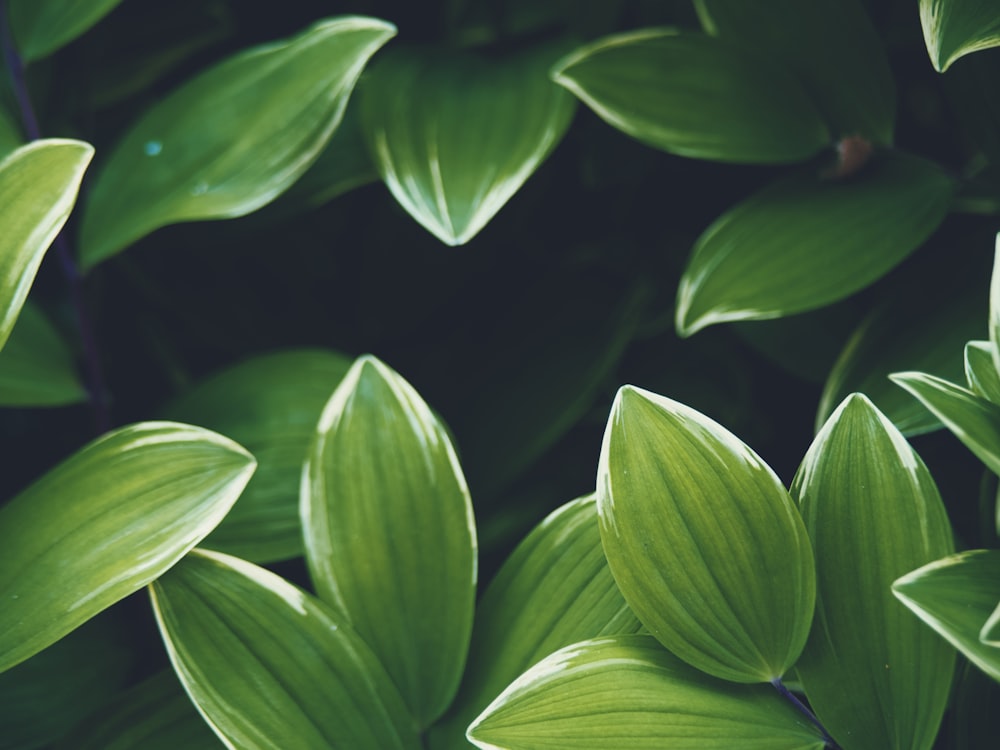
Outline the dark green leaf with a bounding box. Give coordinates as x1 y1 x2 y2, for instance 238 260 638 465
0 104 20 159
966 341 1000 404
920 0 1000 71
990 236 1000 376
8 0 124 61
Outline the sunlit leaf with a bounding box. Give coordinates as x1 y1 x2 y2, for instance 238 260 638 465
920 0 1000 71
303 355 476 726
552 28 830 164
966 341 1000 404
597 386 815 682
467 635 828 750
8 0 125 61
150 549 420 750
0 421 256 673
79 16 396 267
792 394 955 750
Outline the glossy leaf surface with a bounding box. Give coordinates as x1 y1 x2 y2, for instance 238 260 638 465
151 549 420 750
921 0 1000 71
792 394 955 750
8 0 124 61
553 28 829 164
79 16 396 267
467 635 827 750
597 386 815 682
0 139 92 352
0 421 256 673
361 42 574 245
303 355 476 726
676 152 953 335
966 341 1000 404
0 299 86 406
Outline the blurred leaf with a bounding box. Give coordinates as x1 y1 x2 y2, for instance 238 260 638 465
695 0 895 142
596 386 815 682
78 16 396 267
676 151 954 336
552 28 830 164
8 0 124 61
0 139 92 352
303 355 476 727
950 659 1000 749
150 549 420 750
360 41 575 245
467 635 828 750
966 341 1000 404
0 104 20 159
920 0 1000 71
792 394 955 750
991 236 1000 376
164 348 351 562
893 550 1000 681
0 421 256 673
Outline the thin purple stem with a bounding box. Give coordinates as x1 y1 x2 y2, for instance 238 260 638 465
771 678 840 749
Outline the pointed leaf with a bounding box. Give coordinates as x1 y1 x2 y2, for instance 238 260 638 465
360 41 575 245
966 341 1000 404
467 635 828 750
0 421 256 673
893 550 1000 682
983 600 1000 645
0 139 92 351
8 0 125 61
303 355 476 726
79 16 396 267
676 151 954 335
792 394 955 750
552 28 830 164
921 0 1000 71
150 549 420 750
597 386 815 682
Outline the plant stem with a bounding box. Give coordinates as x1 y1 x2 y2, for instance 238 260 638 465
1 2 110 434
771 677 840 749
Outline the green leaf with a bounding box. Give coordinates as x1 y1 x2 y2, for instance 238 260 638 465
0 421 256 674
792 394 955 750
983 600 1000 645
78 16 396 267
990 236 1000 376
552 28 830 164
0 139 92 352
694 0 895 143
893 550 1000 682
467 635 828 750
8 0 125 61
0 104 21 159
303 355 476 726
150 549 420 750
966 341 1000 404
891 371 1000 476
676 151 954 336
921 0 1000 71
596 386 815 682
164 349 351 563
360 41 575 245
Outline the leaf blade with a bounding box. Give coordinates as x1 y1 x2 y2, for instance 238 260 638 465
921 0 1000 71
8 0 125 61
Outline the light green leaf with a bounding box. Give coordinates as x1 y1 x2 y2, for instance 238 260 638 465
303 355 476 727
552 28 829 164
0 421 256 674
467 635 828 750
596 386 815 682
8 0 124 61
360 41 575 245
990 236 1000 376
891 371 1000 476
921 0 1000 71
984 600 1000 645
966 341 1000 404
792 394 955 750
164 349 351 563
0 299 86 406
150 549 420 750
893 550 1000 682
78 16 396 267
0 139 92 352
676 151 954 336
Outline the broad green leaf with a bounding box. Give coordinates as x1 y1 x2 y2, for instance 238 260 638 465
891 371 1000 476
360 41 575 245
893 550 1000 682
792 394 955 750
984 600 1000 645
552 28 829 164
966 341 1000 404
596 386 815 682
0 139 92 352
8 0 124 61
0 299 86 406
467 635 828 750
303 355 476 726
0 104 21 159
150 549 420 750
694 0 895 142
676 151 954 336
921 0 1000 71
429 496 641 749
0 421 256 673
990 236 1000 376
78 16 396 267
164 349 351 563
